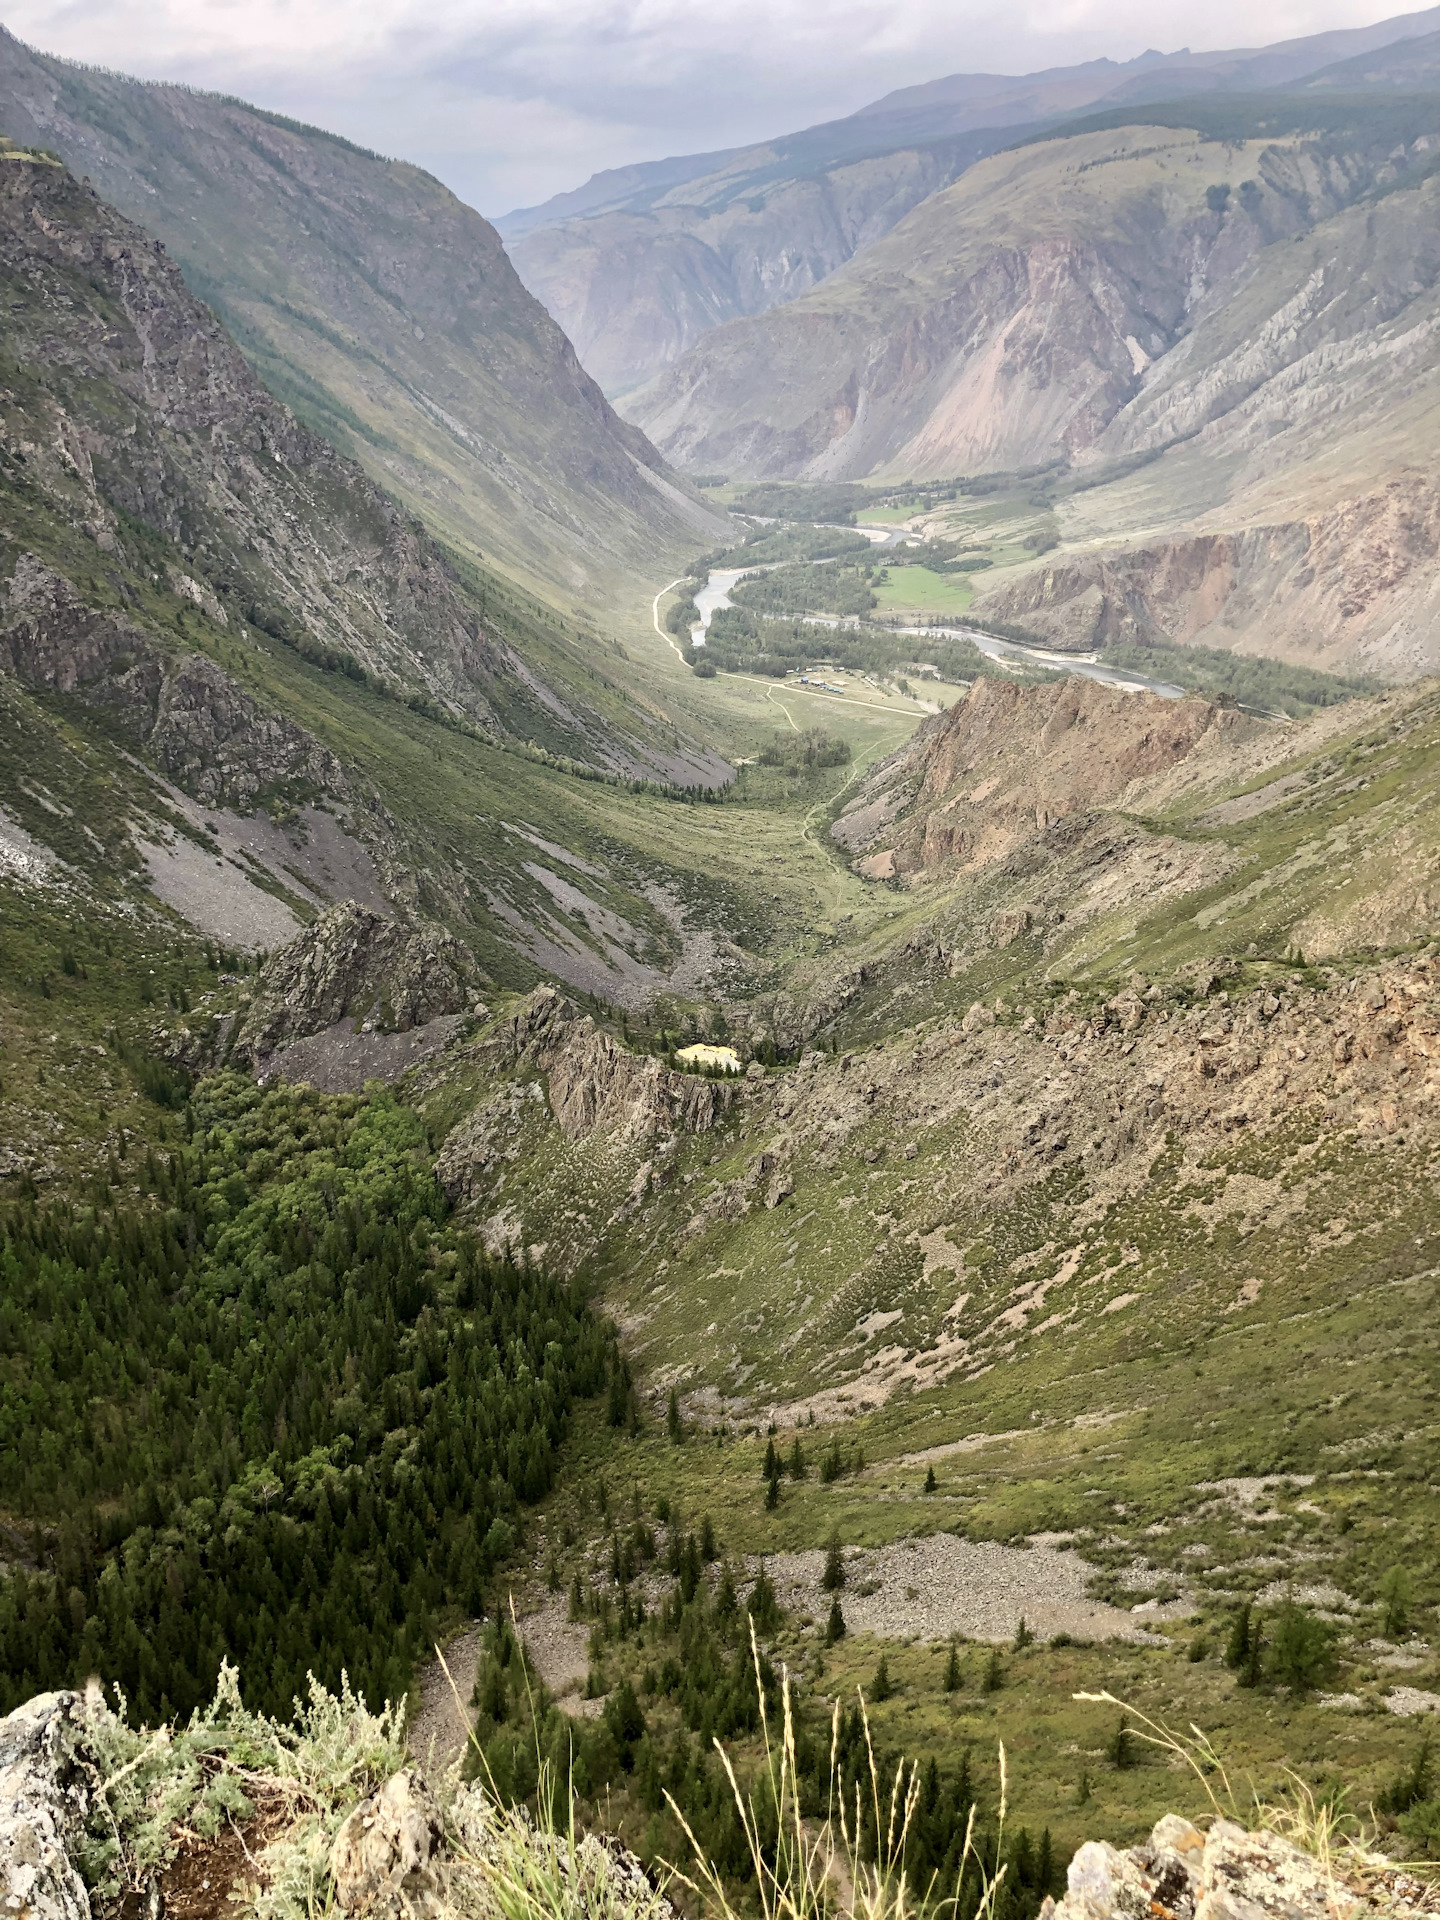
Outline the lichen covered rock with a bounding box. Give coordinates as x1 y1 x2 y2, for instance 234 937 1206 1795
238 900 487 1069
0 1692 93 1920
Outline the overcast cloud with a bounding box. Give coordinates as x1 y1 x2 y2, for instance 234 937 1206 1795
1 0 1416 214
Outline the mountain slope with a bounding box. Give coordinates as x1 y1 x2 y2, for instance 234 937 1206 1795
623 123 1385 480
502 6 1440 397
0 28 721 607
0 144 765 1007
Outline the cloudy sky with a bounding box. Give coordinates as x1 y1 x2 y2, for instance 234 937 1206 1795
2 0 1416 214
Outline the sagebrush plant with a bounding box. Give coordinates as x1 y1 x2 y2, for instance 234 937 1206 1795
74 1663 406 1905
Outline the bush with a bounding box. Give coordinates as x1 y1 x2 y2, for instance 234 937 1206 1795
1266 1600 1335 1693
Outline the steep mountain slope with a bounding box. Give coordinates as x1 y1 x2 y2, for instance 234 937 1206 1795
505 135 999 400
624 122 1392 479
976 146 1440 677
503 7 1440 396
0 145 770 1006
0 29 721 606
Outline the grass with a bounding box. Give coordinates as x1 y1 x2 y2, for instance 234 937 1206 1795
870 571 976 616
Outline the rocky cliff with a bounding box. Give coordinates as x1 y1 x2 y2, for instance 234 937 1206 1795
438 985 737 1232
978 167 1440 679
0 30 720 601
235 901 488 1071
623 126 1384 480
0 149 533 731
831 677 1247 881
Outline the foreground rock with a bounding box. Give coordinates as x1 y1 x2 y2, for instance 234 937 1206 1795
1046 1812 1435 1920
0 1692 93 1920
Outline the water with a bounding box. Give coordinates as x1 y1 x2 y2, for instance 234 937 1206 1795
896 623 1186 699
689 567 749 647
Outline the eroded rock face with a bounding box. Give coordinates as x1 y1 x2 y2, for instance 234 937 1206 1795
330 1770 445 1918
438 985 734 1210
0 1691 93 1920
238 901 487 1068
833 676 1244 881
1 557 348 810
978 477 1440 679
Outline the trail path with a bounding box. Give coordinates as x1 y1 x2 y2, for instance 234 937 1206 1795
651 579 687 661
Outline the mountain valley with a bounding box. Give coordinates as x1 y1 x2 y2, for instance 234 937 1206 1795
4 19 1440 1920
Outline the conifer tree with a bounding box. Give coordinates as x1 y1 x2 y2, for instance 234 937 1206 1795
822 1528 846 1591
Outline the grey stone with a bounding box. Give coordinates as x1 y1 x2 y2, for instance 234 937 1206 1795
0 1692 93 1920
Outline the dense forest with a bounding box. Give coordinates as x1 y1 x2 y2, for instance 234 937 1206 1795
1096 638 1374 717
0 1075 613 1720
698 604 1003 687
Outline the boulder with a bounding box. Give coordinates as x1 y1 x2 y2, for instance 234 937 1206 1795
0 1692 93 1920
329 1770 444 1918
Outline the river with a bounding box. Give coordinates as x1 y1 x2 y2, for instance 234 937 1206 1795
689 551 1185 700
896 623 1186 698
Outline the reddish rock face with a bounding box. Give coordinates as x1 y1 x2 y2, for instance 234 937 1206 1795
835 675 1246 881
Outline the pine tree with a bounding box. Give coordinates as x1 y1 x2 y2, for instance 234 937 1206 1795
983 1648 1003 1692
924 1465 937 1493
822 1529 846 1591
825 1597 847 1645
749 1564 781 1633
944 1641 961 1691
764 1470 781 1511
1013 1615 1034 1650
667 1389 683 1443
763 1437 779 1479
1224 1600 1252 1669
871 1654 892 1701
788 1438 805 1480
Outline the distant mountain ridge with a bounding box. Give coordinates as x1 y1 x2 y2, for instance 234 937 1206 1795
0 28 722 608
500 4 1440 397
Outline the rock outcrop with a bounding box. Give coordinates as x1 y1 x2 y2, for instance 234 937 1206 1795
1 558 350 811
980 475 1440 681
1045 1812 1433 1920
237 902 487 1071
0 152 522 729
0 1692 93 1920
833 676 1246 881
438 986 736 1211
